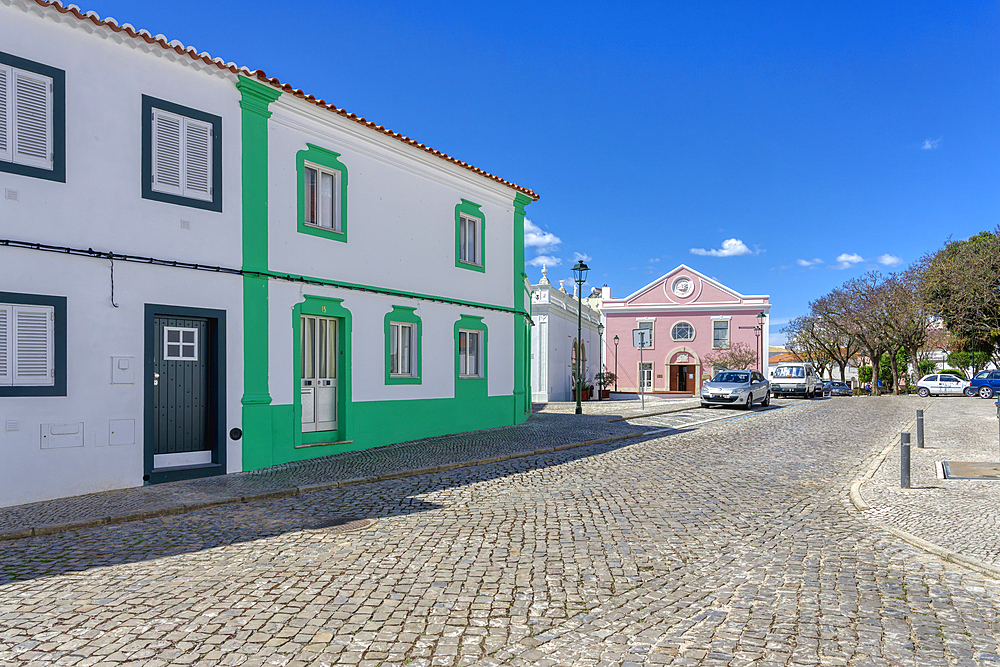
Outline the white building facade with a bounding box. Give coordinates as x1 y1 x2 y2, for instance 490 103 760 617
530 270 603 402
0 0 537 507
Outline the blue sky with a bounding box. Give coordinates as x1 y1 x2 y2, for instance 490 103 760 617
79 1 999 344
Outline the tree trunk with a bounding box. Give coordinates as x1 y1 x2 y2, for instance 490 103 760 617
838 362 847 383
889 347 901 395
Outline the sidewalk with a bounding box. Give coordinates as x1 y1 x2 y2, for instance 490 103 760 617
854 394 1000 576
0 397 684 541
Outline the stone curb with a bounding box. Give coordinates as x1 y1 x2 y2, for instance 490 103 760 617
848 403 1000 581
0 430 650 542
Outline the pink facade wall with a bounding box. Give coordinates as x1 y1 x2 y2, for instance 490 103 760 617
602 266 770 394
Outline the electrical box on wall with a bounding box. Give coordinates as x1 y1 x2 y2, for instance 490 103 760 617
111 356 135 384
109 419 135 446
40 423 85 449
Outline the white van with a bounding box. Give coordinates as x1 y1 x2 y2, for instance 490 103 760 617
769 362 820 398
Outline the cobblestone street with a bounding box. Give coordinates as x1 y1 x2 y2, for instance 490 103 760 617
4 397 1000 666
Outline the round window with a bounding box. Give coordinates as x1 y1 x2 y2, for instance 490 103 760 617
672 322 694 340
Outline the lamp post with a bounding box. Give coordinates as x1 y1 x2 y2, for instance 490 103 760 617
756 311 766 373
613 335 619 392
597 322 605 401
572 260 589 415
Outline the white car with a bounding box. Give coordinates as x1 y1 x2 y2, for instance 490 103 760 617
916 374 970 397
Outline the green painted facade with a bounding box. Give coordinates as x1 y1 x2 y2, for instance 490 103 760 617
235 74 535 471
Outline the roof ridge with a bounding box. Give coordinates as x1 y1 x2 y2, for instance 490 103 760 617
30 0 539 200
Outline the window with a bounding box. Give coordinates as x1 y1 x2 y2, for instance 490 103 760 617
459 214 481 265
162 327 198 361
639 362 653 390
300 315 338 433
0 292 65 396
297 144 348 242
304 163 341 232
712 320 729 348
671 322 694 341
638 320 654 348
459 329 482 378
455 199 485 272
0 51 65 182
385 306 421 384
390 323 413 376
142 95 222 211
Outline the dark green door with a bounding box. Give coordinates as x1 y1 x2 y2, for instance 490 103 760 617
153 315 212 468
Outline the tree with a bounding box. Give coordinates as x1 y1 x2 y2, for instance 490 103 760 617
921 227 1000 369
785 298 863 383
704 342 758 371
828 272 891 395
946 351 991 378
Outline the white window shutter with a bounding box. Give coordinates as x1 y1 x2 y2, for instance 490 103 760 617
0 66 11 163
152 109 183 196
0 305 11 386
12 305 53 386
11 69 52 170
183 118 212 201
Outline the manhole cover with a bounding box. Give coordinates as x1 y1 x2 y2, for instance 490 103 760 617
303 517 371 533
942 462 1000 480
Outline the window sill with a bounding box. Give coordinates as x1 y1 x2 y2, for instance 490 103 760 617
299 222 347 243
387 375 421 385
456 260 485 273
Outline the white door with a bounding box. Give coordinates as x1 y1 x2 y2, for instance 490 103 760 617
639 362 653 391
939 374 961 394
301 315 338 432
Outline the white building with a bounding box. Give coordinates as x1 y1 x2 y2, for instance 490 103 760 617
0 0 537 507
530 268 603 402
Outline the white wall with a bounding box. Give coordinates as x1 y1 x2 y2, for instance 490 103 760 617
0 1 244 506
531 284 602 402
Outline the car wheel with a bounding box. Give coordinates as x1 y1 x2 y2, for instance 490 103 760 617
964 387 975 397
762 391 770 407
744 394 753 410
917 387 929 398
980 386 995 399
701 402 710 409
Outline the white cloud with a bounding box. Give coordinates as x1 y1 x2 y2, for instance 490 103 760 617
527 254 562 268
921 138 942 150
524 219 561 252
876 253 903 267
835 252 864 269
797 258 823 267
690 238 754 257
572 252 592 263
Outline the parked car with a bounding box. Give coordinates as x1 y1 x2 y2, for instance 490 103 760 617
769 362 820 398
824 381 852 396
700 369 770 409
916 374 971 397
968 370 1000 399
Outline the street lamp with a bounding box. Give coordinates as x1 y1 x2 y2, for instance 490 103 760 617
613 335 619 392
756 311 766 373
572 260 589 415
597 322 605 401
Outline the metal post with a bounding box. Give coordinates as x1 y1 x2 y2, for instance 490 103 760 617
995 400 1000 460
597 327 603 401
575 285 583 415
639 332 645 410
614 338 619 392
900 432 911 489
916 409 924 449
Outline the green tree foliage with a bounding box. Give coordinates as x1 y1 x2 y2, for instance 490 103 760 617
921 227 1000 367
918 360 937 378
858 366 873 383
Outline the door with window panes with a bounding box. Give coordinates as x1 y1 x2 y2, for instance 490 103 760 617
639 362 653 391
301 315 338 432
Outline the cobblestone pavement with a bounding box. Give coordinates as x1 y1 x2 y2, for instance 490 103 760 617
859 394 1000 569
4 396 1000 666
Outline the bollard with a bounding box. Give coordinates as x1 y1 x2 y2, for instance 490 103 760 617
916 409 924 449
900 432 911 489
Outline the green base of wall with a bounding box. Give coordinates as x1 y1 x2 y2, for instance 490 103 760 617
243 394 517 469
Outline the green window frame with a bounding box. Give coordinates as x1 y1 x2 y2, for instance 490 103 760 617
385 306 422 385
0 51 66 183
297 143 348 243
455 315 488 380
455 199 485 272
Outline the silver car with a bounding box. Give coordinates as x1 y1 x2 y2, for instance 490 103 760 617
700 370 770 409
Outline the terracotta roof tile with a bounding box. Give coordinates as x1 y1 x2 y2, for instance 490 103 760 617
32 0 539 201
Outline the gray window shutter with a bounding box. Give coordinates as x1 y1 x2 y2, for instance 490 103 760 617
183 118 212 201
151 109 183 196
0 305 10 386
0 66 10 163
12 69 52 170
12 305 54 386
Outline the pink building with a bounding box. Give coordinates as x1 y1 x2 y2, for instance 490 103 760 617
601 265 771 395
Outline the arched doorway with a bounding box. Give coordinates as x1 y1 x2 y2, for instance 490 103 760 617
666 347 700 395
